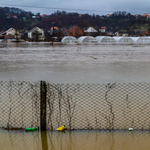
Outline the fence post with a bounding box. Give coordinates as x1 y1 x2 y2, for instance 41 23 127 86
40 81 47 130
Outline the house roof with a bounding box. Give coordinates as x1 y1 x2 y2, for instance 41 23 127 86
64 29 68 32
84 27 98 32
142 13 147 17
107 14 111 16
28 27 42 33
3 28 15 35
41 14 49 17
101 27 106 29
50 27 59 30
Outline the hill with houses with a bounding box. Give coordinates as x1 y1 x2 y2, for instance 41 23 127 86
1 7 150 41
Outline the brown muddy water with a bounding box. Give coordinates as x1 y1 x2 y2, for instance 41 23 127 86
1 130 150 150
1 42 150 149
1 42 150 83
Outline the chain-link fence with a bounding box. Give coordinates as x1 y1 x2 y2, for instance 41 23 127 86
0 81 40 130
47 82 150 130
1 81 150 130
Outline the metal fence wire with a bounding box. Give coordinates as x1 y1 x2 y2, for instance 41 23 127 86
46 82 150 130
1 81 150 130
0 81 40 130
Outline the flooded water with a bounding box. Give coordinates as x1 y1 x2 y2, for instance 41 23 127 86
1 130 150 150
1 42 150 149
0 42 150 83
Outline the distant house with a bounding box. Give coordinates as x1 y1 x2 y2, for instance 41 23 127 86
107 14 111 17
134 14 138 18
142 13 147 17
100 27 106 33
139 29 150 36
147 15 150 18
13 15 17 19
84 27 98 36
50 26 59 36
50 27 59 30
67 25 83 38
28 27 45 41
132 29 150 36
3 28 20 39
117 30 129 37
63 29 68 36
32 16 36 19
41 14 49 18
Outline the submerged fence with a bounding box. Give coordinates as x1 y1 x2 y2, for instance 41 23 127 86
0 81 150 130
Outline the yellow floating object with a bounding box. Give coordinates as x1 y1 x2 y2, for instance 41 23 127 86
57 125 66 131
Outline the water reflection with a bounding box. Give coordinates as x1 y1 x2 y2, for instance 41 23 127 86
41 131 48 150
1 129 150 150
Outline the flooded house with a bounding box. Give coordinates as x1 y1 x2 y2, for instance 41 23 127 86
67 25 83 38
84 27 98 37
2 28 21 40
28 27 45 41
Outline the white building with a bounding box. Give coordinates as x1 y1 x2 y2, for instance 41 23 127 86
28 27 45 41
84 27 98 33
3 28 21 39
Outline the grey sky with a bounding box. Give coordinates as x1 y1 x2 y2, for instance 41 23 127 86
0 0 150 15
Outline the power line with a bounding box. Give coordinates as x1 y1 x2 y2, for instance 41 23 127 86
0 3 148 14
0 0 24 3
0 3 113 12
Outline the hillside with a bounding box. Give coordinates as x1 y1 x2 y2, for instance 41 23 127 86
0 7 150 33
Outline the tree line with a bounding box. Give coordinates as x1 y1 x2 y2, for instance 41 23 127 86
0 7 150 33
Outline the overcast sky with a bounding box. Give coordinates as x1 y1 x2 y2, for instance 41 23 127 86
0 0 150 15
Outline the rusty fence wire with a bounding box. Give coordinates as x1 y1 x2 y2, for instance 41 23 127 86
1 81 150 130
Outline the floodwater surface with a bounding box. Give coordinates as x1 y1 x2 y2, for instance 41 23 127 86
0 130 150 150
0 42 150 83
